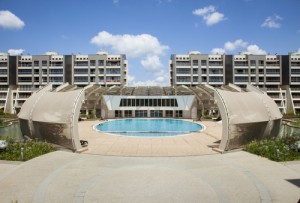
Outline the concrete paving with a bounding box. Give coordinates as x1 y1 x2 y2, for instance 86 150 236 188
79 120 222 156
0 151 299 203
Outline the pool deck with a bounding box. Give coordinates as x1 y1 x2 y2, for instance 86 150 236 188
0 151 299 202
79 119 222 156
1 120 300 202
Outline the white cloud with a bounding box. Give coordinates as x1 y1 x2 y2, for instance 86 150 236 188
224 39 248 51
131 80 160 86
192 5 225 26
91 31 169 57
246 44 267 55
193 5 215 16
8 49 25 55
261 15 282 29
91 31 169 86
113 0 119 4
0 10 25 29
297 48 300 53
211 39 267 55
129 69 169 86
205 12 225 26
127 74 135 83
211 48 225 54
141 55 163 71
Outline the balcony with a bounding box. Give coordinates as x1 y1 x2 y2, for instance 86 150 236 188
106 61 121 67
18 87 39 92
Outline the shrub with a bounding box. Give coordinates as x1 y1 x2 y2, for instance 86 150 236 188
245 136 300 162
0 137 56 161
289 120 300 127
0 110 18 119
0 121 10 127
80 114 87 118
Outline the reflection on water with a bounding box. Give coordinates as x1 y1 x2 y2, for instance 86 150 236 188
0 122 23 141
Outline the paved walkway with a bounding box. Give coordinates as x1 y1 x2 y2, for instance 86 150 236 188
79 120 222 156
0 151 299 202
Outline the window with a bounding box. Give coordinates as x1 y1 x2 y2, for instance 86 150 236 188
135 110 147 117
258 60 264 66
153 99 157 106
75 61 88 66
234 76 248 82
176 61 191 66
115 110 122 118
176 68 190 74
0 62 7 67
127 99 131 106
90 69 96 74
74 69 88 74
150 110 163 117
18 69 32 75
151 99 155 106
145 99 149 106
259 77 264 82
170 99 175 107
235 69 248 74
266 77 280 83
175 110 183 118
74 77 88 82
119 98 178 107
50 69 63 74
166 99 170 106
250 60 256 66
209 61 223 66
141 99 144 106
201 60 207 66
98 60 104 66
34 61 39 66
99 68 104 74
136 99 140 106
88 60 95 66
192 60 198 66
124 110 132 118
42 60 47 66
0 69 7 75
165 110 173 117
157 99 161 106
266 69 280 74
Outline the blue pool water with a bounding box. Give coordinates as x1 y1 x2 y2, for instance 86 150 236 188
96 119 203 137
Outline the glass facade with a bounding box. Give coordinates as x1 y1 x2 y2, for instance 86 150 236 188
120 98 178 107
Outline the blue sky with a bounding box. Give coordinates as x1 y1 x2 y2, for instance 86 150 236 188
1 0 300 86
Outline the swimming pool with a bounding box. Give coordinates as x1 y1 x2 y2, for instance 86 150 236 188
96 119 204 137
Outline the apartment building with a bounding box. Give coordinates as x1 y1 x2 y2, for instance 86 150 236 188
0 52 127 113
73 53 127 87
170 51 225 87
288 52 300 113
0 53 10 111
170 51 300 114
